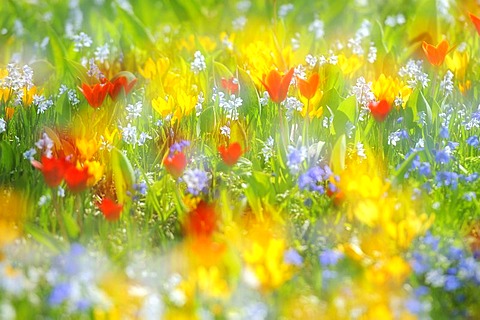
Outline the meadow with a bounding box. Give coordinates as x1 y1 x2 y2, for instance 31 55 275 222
1 0 480 319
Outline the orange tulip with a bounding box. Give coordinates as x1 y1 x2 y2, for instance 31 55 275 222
261 68 294 104
297 73 319 100
469 13 480 36
422 39 449 66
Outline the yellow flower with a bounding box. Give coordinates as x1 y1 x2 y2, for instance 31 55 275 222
139 56 170 80
152 95 175 118
151 71 198 123
337 53 363 76
242 220 295 292
372 74 411 108
0 87 13 103
196 266 231 298
94 272 146 320
0 190 27 256
76 137 100 161
445 50 469 80
22 86 41 106
85 160 104 186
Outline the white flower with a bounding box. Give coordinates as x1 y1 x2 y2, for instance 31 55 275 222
94 43 110 63
278 4 294 19
308 19 325 39
261 136 274 162
126 101 143 120
220 125 231 138
0 119 6 134
71 32 92 52
190 51 206 74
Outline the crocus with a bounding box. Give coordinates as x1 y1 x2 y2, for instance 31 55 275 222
218 142 243 166
109 75 137 100
368 99 391 122
97 198 123 221
31 156 67 187
469 13 480 36
261 68 294 103
297 73 319 100
422 39 449 66
79 82 112 108
163 151 187 178
64 165 90 193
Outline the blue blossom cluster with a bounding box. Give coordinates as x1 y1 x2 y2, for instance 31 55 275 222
408 233 480 318
298 165 335 194
46 244 108 312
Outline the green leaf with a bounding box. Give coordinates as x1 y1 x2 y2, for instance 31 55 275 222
330 134 346 172
333 95 356 136
24 224 66 253
418 91 433 125
111 147 135 204
238 68 261 121
0 141 15 174
393 149 421 184
115 3 155 46
63 213 80 239
47 27 67 77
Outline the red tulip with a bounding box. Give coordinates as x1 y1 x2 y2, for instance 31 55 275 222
422 39 449 66
31 156 67 187
368 99 391 122
64 165 90 193
97 198 123 221
260 68 294 103
297 73 320 100
218 142 243 166
163 151 187 178
109 75 137 100
79 82 112 108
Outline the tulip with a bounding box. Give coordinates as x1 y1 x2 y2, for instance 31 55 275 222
261 68 294 103
218 142 243 166
368 99 391 122
422 39 449 66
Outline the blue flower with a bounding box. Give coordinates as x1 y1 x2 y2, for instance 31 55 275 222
49 282 71 306
287 146 307 174
284 248 303 266
466 135 479 147
319 249 343 266
435 148 451 164
439 125 449 139
436 171 459 189
298 166 331 193
444 275 461 291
